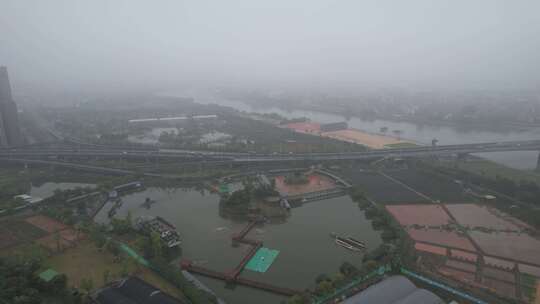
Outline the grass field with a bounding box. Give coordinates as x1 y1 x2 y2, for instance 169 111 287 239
386 169 476 203
431 158 540 184
0 218 48 249
339 169 429 204
46 240 183 298
384 142 420 149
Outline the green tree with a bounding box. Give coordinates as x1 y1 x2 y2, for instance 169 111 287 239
150 232 163 258
80 278 94 294
110 217 131 234
49 274 68 294
91 229 107 249
126 210 133 227
315 273 331 284
381 229 397 241
315 280 334 296
103 269 111 284
54 231 61 252
332 273 346 287
106 240 120 258
339 262 359 277
120 259 130 277
363 260 378 273
287 293 311 304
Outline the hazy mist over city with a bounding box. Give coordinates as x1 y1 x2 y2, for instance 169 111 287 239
2 0 540 92
4 2 540 304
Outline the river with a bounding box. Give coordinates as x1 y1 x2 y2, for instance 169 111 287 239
94 186 380 303
169 91 540 170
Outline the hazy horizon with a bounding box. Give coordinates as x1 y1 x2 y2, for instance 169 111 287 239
2 1 540 93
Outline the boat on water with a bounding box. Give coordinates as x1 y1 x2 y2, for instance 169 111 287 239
135 216 182 248
346 236 367 249
331 233 367 251
335 238 362 252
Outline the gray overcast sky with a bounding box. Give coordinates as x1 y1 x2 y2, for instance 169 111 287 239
1 0 539 91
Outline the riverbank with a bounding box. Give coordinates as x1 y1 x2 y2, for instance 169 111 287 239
184 93 540 169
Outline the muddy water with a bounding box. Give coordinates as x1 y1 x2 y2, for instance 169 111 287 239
95 187 381 303
185 93 540 170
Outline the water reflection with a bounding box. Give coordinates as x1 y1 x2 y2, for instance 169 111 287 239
96 186 380 303
186 94 540 169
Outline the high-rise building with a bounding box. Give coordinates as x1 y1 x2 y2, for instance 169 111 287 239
0 66 22 147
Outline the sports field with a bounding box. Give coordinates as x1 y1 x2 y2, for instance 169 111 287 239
245 247 280 273
450 249 477 262
386 204 451 226
407 229 477 252
482 277 516 296
446 204 523 231
321 129 407 149
414 243 446 255
446 260 476 273
438 266 476 283
470 231 540 265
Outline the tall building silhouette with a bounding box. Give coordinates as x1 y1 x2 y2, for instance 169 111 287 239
0 66 22 147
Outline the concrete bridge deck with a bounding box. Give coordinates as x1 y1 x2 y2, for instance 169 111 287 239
1 139 539 164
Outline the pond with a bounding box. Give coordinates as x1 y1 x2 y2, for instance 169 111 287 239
95 186 381 303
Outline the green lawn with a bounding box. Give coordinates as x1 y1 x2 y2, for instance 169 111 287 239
434 158 540 184
45 240 183 298
384 142 420 149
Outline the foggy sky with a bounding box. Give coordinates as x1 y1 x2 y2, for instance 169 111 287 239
1 0 539 92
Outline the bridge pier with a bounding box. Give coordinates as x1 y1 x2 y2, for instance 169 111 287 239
457 153 468 161
513 263 522 299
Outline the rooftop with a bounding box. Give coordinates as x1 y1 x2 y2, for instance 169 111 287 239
95 276 188 304
343 275 444 304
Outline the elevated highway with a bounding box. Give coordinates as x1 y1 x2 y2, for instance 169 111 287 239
1 140 540 164
233 140 540 163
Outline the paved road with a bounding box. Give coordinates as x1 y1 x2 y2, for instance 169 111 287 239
1 140 539 163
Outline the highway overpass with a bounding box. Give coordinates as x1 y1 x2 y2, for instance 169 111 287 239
2 140 540 176
1 140 539 163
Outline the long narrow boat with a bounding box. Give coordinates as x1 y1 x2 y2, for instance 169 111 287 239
346 237 367 249
335 238 360 251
